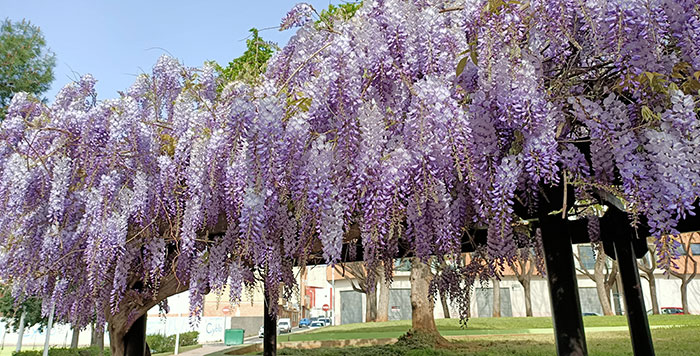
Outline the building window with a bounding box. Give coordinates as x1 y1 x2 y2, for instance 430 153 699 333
674 244 687 256
578 245 596 270
394 259 411 271
690 243 700 256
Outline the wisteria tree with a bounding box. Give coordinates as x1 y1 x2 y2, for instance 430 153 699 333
1 0 699 354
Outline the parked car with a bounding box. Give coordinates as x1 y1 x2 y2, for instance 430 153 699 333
258 325 264 338
278 318 292 333
582 312 599 316
661 307 684 315
310 320 325 328
299 318 311 327
319 317 332 326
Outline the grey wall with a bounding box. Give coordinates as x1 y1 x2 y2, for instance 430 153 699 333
341 290 363 325
229 316 264 337
389 289 412 321
475 288 513 317
578 287 604 315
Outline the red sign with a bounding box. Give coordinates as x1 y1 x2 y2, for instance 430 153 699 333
322 304 330 312
222 306 231 315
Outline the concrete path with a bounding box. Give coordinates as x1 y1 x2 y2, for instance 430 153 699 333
176 343 231 356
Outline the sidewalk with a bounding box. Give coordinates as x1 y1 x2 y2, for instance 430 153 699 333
176 343 232 356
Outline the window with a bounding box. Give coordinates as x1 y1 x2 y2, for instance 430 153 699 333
690 243 700 256
578 245 596 270
394 259 411 271
674 244 687 256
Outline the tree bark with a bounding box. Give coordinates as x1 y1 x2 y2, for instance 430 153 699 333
410 258 442 340
107 274 188 356
492 278 501 317
594 271 613 316
522 278 533 317
638 245 659 315
90 323 104 351
376 270 390 322
70 326 80 349
365 285 377 322
680 280 689 314
439 291 451 319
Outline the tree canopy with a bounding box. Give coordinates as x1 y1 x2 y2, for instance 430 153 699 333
0 18 55 118
0 0 698 332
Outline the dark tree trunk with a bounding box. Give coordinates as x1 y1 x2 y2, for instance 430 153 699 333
410 258 446 344
440 291 451 319
70 326 80 349
263 288 277 356
492 278 501 317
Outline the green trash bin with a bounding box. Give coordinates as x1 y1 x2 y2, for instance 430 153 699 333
225 328 245 346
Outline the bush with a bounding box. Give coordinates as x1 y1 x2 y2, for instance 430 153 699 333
13 347 109 356
146 334 175 354
178 331 199 347
146 331 199 354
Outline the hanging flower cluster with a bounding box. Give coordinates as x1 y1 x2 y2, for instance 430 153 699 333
0 0 698 329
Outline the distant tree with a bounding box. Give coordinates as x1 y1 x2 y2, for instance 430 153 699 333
574 243 618 316
215 28 276 86
333 262 378 322
637 244 660 315
0 18 55 118
669 233 699 314
0 286 47 332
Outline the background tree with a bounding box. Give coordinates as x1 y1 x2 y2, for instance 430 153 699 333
510 227 546 317
669 233 699 314
215 28 276 86
334 262 378 322
0 286 47 332
637 244 660 315
0 18 55 118
574 243 619 315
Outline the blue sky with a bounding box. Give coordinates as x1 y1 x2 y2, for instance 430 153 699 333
1 1 343 100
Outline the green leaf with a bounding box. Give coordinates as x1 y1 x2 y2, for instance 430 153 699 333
456 56 469 77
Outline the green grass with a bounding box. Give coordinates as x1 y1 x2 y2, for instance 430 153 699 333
152 344 202 356
273 319 700 356
282 315 700 342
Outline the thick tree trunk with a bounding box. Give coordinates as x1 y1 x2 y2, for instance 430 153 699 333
70 326 80 348
522 278 533 317
107 274 187 355
410 258 441 340
365 286 377 322
439 291 451 319
91 323 104 351
377 271 390 322
492 278 501 317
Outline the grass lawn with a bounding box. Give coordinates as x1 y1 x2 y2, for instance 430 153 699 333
282 315 700 342
276 325 700 355
268 316 700 355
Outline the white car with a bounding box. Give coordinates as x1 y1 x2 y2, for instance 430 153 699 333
309 320 325 328
258 325 265 338
278 319 291 333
